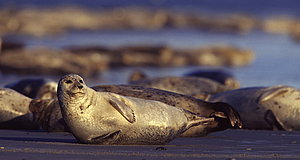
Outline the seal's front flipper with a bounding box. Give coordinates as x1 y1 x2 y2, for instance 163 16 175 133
257 85 291 103
90 130 121 144
109 98 136 123
264 110 284 130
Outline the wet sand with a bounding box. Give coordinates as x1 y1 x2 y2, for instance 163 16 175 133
0 129 299 160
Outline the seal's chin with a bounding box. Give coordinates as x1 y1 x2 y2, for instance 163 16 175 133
67 90 86 99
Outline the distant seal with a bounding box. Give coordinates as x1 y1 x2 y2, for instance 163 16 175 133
57 74 214 144
5 78 57 99
129 76 232 100
184 69 240 89
209 85 300 131
0 88 39 129
35 81 57 99
128 70 148 82
0 37 24 52
128 69 240 89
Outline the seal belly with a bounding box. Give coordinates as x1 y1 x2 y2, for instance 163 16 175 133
105 94 189 144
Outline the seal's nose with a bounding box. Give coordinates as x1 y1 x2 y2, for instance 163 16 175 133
77 84 83 89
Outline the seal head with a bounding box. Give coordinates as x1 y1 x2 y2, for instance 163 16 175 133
58 74 86 104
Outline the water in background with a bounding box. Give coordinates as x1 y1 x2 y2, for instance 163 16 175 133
1 0 300 17
0 0 300 88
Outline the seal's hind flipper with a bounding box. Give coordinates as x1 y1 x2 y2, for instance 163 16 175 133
211 102 243 129
184 110 215 129
90 130 121 144
109 98 136 123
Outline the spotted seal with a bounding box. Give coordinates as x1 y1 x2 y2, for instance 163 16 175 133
209 85 300 131
5 78 57 99
93 85 242 136
184 69 240 89
29 98 66 132
57 74 214 144
30 84 242 136
0 88 39 129
129 76 232 100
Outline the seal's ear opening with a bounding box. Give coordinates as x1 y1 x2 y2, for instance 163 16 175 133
211 102 243 129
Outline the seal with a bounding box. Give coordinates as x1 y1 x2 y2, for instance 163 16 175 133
184 69 240 89
30 84 242 136
129 76 232 100
128 70 148 83
209 85 300 131
29 98 66 132
0 88 39 129
128 69 240 90
37 81 57 99
5 78 57 99
92 85 242 136
57 74 214 144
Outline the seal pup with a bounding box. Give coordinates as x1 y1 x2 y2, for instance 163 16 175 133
129 76 232 100
209 85 300 131
5 78 57 99
57 74 214 144
184 69 240 89
0 88 39 129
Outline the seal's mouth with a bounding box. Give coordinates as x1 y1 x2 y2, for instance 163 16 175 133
67 90 85 97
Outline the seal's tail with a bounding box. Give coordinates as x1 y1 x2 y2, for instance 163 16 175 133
211 102 243 129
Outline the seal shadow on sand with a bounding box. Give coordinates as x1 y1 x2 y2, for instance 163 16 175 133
0 131 76 143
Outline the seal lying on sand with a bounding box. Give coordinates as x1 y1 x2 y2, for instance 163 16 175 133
184 69 240 89
128 69 240 90
57 74 214 144
29 98 66 132
5 78 57 99
0 88 39 129
30 84 242 136
93 85 242 136
209 85 300 131
129 76 232 100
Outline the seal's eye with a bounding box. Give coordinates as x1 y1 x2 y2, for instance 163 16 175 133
79 80 84 84
65 80 73 84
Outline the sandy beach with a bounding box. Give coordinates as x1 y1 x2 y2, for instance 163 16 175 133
1 1 300 159
0 129 299 160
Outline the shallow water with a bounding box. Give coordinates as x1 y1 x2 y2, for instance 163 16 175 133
1 29 300 89
2 0 300 17
1 0 300 88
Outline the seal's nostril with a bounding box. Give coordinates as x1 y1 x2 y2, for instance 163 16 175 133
78 85 83 89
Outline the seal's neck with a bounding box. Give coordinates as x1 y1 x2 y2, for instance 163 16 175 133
60 87 96 115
